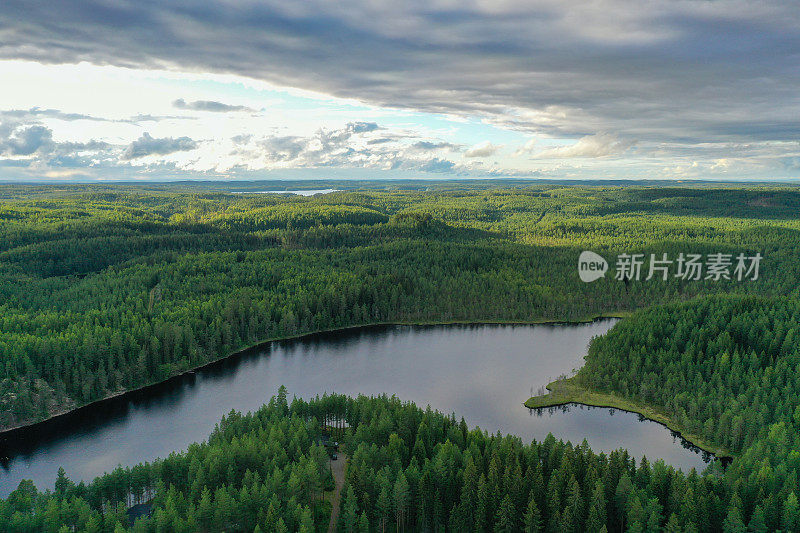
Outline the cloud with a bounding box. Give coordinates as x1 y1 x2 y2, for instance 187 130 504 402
128 113 198 123
464 141 499 158
417 158 456 173
121 132 198 160
318 121 381 147
533 133 633 159
0 116 117 172
1 107 105 122
224 121 464 175
0 123 54 156
711 158 731 171
411 141 460 151
782 157 800 171
231 134 252 145
513 138 537 157
0 110 474 177
259 135 306 161
58 140 111 152
173 98 254 112
346 121 379 134
1 0 799 152
1 108 195 126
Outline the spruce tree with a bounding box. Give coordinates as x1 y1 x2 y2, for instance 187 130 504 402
493 494 517 533
523 494 543 533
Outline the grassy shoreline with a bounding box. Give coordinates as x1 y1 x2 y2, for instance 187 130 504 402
525 378 733 460
0 312 627 436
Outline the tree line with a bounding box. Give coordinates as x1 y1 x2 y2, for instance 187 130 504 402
2 389 773 532
3 185 800 429
577 294 800 531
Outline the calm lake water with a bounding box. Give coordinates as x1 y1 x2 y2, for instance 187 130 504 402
0 320 711 497
231 189 341 195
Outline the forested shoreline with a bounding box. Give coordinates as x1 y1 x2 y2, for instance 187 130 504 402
4 183 800 531
3 385 792 532
2 184 798 432
562 294 800 531
0 389 741 532
0 314 622 437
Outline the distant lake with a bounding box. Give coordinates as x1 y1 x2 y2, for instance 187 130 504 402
0 320 711 497
231 189 341 195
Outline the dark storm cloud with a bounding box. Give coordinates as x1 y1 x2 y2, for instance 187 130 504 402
172 98 254 112
122 132 198 160
1 1 799 150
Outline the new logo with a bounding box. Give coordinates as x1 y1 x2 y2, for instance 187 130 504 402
578 251 608 282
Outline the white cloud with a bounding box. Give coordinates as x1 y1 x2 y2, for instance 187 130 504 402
711 158 731 170
513 138 537 157
2 52 798 180
0 124 53 156
533 133 633 159
464 141 500 158
173 98 254 112
121 133 198 160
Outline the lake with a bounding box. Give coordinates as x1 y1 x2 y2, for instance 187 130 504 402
0 320 711 497
231 189 341 195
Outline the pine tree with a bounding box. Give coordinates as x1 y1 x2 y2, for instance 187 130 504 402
615 473 633 530
626 496 646 533
298 505 314 533
54 467 71 499
747 505 767 533
377 484 392 533
586 481 607 532
723 503 746 533
663 513 681 533
394 471 410 532
276 517 289 533
493 494 517 533
782 492 800 532
197 487 213 531
342 485 359 533
523 494 543 533
644 498 662 532
475 474 490 532
562 477 584 533
358 511 370 533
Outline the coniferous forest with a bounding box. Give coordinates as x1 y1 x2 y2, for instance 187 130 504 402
3 182 800 531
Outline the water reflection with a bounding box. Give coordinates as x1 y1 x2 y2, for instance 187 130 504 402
0 320 713 497
530 403 719 464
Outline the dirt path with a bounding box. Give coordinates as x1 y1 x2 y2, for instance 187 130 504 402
327 453 348 533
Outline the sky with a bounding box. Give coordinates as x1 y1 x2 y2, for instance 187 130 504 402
0 1 799 182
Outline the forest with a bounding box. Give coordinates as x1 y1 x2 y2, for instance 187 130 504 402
2 183 799 430
3 182 800 531
0 389 756 532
